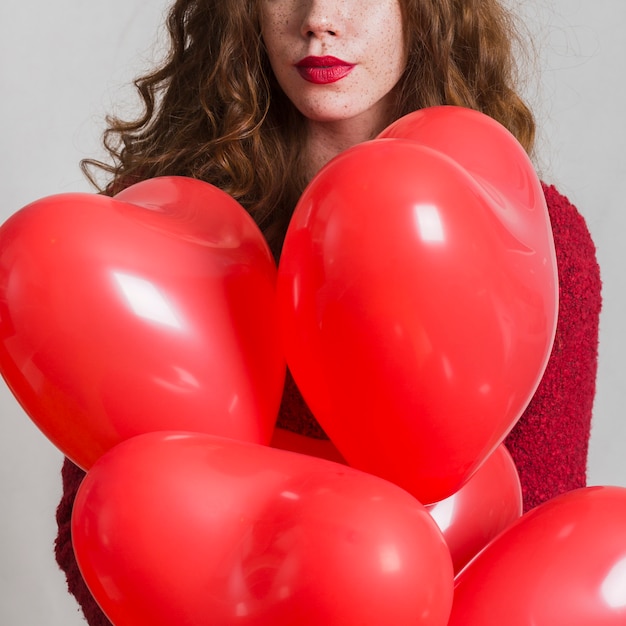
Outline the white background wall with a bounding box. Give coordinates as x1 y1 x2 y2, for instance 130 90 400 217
0 0 624 623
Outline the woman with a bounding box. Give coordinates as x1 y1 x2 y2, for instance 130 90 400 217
55 0 601 623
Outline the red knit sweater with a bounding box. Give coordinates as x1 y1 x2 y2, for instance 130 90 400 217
54 183 601 625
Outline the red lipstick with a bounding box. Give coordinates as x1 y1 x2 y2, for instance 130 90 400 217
295 56 355 84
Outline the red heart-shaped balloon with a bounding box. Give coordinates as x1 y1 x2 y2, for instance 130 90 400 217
276 106 557 504
0 176 284 469
426 444 522 574
72 431 454 626
448 486 626 625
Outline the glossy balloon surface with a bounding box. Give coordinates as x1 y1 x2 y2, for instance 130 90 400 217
449 486 626 624
0 177 284 468
277 107 558 503
426 444 522 574
72 431 454 626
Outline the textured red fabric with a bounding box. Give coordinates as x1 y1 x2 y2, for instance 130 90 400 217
54 183 601 625
505 183 601 508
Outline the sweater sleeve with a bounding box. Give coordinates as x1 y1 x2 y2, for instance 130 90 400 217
504 183 602 511
54 183 601 623
55 459 112 625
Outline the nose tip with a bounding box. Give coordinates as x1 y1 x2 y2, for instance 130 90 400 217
300 4 341 39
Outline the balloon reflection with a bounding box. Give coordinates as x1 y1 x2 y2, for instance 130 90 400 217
379 544 403 573
601 555 626 609
112 271 182 329
413 203 446 243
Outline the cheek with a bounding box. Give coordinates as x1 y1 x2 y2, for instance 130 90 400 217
261 17 296 71
259 9 283 54
372 18 406 81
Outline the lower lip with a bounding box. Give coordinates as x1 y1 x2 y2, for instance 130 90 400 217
296 65 354 85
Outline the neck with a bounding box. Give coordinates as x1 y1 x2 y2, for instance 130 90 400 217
303 117 388 183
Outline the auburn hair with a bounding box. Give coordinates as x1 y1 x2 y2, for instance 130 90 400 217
83 0 535 254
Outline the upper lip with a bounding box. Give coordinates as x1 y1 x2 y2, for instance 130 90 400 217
295 55 354 68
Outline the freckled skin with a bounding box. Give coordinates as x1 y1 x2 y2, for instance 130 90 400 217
260 0 407 176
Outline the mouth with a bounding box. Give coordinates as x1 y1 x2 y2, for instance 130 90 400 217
295 56 355 85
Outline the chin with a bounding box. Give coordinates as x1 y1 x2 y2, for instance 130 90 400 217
298 105 364 125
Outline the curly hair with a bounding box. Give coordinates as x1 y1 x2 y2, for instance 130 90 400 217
83 0 535 254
